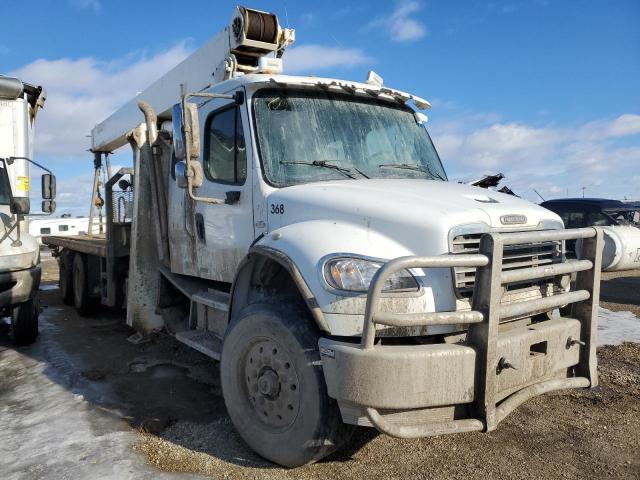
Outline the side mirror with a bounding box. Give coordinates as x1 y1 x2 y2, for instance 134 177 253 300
42 173 56 199
172 103 185 160
174 160 188 189
42 200 56 213
10 197 30 215
171 102 201 162
184 102 200 160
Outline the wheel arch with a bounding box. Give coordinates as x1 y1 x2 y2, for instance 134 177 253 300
229 245 330 332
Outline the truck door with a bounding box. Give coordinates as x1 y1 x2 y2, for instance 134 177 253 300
193 93 254 282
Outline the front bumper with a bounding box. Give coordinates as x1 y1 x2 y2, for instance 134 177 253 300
0 265 41 308
319 228 603 437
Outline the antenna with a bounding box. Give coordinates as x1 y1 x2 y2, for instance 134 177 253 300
581 186 586 198
533 189 546 202
284 1 289 28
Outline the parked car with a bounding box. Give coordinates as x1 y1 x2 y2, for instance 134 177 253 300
541 198 640 271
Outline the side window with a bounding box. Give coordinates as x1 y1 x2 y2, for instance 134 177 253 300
204 107 247 185
40 227 51 234
58 225 69 232
565 211 586 228
589 211 614 226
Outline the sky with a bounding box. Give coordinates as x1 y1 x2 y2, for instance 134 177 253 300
2 0 639 216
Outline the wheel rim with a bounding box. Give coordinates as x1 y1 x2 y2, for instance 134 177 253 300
243 338 300 429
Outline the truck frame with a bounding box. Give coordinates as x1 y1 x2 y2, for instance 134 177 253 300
43 6 604 467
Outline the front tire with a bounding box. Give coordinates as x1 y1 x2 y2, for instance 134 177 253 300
220 302 353 467
11 297 38 346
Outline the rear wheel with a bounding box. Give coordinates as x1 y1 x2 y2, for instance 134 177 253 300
10 297 38 346
221 302 354 467
59 252 74 305
72 254 92 316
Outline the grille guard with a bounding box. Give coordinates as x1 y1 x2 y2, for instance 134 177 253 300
357 227 603 437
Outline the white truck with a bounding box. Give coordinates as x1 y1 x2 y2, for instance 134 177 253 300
43 6 604 467
0 75 55 345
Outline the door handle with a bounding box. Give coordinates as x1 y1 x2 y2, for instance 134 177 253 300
195 213 205 242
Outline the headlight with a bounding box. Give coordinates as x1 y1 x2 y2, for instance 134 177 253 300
324 257 419 293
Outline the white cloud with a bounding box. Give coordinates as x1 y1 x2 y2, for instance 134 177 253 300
284 45 371 73
370 1 428 43
70 0 101 12
604 114 640 138
9 43 192 157
430 113 640 201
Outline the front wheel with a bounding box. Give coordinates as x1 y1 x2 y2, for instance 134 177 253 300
11 297 38 346
220 302 354 467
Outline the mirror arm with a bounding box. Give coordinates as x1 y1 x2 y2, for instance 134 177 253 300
5 156 53 175
186 174 225 205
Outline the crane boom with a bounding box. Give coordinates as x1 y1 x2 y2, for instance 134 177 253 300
91 6 294 152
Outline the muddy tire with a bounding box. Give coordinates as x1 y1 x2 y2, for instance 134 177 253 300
11 297 38 346
221 302 354 467
59 252 74 305
72 254 92 316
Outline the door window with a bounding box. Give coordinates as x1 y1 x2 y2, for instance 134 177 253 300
565 211 586 228
204 107 247 185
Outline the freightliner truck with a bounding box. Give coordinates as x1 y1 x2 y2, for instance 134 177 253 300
43 6 604 467
0 75 55 345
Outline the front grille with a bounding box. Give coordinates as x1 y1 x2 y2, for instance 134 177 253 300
451 232 562 298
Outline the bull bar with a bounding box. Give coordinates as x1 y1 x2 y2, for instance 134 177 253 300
319 228 603 438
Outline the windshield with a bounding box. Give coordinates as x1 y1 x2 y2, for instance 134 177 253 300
252 89 447 187
0 162 12 205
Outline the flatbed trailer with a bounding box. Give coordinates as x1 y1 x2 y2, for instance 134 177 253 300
44 234 108 258
44 168 133 313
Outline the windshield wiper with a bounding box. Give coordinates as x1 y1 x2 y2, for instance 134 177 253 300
280 160 357 180
378 163 446 181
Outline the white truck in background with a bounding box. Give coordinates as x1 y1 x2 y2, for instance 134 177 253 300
0 75 56 345
43 6 604 467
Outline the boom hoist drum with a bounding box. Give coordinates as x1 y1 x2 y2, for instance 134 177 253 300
233 7 278 44
229 6 289 66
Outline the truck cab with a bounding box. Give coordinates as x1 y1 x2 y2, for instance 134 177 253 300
0 75 55 345
172 74 568 335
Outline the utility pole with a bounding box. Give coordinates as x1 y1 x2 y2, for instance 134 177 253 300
582 186 586 198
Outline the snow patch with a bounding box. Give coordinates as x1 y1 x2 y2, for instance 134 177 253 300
597 307 640 346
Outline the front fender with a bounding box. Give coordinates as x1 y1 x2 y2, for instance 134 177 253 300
257 220 459 337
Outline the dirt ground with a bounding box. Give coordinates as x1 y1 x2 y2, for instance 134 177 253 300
1 254 639 479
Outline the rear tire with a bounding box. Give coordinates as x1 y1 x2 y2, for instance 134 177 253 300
220 302 354 467
72 254 92 316
59 252 74 305
11 297 39 346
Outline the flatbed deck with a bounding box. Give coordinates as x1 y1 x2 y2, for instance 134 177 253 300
42 234 108 258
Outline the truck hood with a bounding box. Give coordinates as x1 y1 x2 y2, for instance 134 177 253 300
266 179 562 255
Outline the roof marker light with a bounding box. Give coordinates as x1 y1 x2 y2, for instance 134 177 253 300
366 71 384 87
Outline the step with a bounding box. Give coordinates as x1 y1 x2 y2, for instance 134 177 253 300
174 330 222 360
